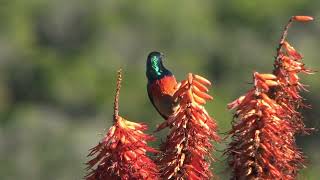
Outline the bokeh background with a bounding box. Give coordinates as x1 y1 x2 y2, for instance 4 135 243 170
0 0 319 179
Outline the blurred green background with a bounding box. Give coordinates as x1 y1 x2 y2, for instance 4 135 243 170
0 0 319 179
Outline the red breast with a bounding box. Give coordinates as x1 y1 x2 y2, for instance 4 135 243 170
148 75 178 118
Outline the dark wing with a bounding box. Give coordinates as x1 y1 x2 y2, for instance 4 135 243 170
147 84 168 119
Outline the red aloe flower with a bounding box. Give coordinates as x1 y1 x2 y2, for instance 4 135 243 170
272 16 315 134
86 69 159 180
227 72 304 179
156 73 220 179
227 16 314 179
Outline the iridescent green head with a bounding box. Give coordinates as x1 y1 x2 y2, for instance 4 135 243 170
146 51 172 83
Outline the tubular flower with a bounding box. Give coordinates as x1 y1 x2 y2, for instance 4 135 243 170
271 16 314 133
156 73 220 180
86 117 159 180
272 41 313 133
227 16 314 179
86 69 158 180
226 72 304 179
273 16 314 104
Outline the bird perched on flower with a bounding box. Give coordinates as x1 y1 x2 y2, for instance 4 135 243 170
146 51 179 119
146 52 219 179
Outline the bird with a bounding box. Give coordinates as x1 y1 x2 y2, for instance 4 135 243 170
146 51 179 119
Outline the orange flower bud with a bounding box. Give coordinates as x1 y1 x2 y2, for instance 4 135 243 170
192 86 213 100
227 95 245 109
191 110 207 124
256 80 270 91
265 80 279 87
283 41 302 59
193 79 209 92
188 73 193 84
187 89 194 102
293 15 314 22
193 92 206 105
255 73 277 80
125 150 137 160
193 74 212 86
260 93 277 107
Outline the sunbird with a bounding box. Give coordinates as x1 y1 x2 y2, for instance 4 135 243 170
146 51 179 119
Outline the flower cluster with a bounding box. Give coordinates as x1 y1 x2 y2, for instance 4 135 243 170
272 17 314 134
226 15 314 179
86 69 158 180
273 16 314 103
85 15 314 180
86 116 158 180
227 72 303 179
156 73 220 179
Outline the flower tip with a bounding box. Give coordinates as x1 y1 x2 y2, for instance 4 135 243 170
293 16 314 22
193 74 212 86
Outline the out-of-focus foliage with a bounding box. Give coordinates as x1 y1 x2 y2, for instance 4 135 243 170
0 0 319 179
